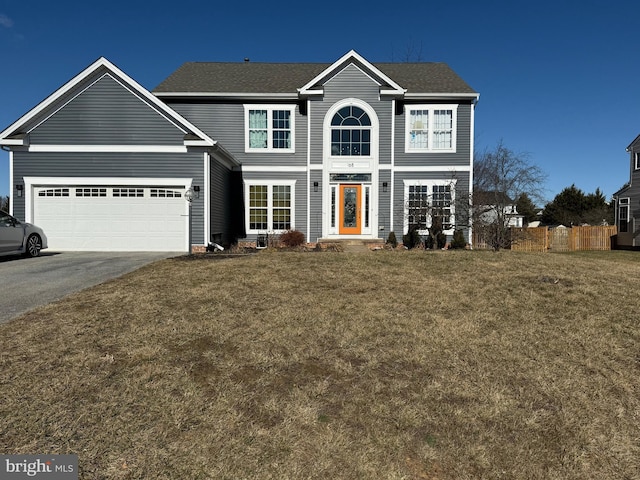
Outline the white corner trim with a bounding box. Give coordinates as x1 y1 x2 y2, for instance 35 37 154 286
9 151 14 215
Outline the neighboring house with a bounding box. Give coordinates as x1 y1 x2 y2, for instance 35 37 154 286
474 191 524 228
613 134 640 248
0 50 479 252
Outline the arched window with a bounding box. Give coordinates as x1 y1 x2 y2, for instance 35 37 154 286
330 106 371 156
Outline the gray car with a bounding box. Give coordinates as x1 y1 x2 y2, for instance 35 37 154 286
0 210 48 258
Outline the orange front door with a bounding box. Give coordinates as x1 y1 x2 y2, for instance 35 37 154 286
339 184 361 235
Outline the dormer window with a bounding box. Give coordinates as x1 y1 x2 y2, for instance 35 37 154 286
635 152 640 170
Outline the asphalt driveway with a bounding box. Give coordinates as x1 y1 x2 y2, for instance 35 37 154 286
0 251 179 324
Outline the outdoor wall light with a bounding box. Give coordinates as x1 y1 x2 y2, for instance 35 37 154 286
16 184 23 197
193 185 200 199
313 181 319 192
184 187 194 203
382 182 388 192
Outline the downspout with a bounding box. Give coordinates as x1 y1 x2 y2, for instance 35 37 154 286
390 99 395 235
469 96 479 248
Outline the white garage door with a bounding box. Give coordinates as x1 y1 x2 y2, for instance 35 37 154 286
33 185 187 251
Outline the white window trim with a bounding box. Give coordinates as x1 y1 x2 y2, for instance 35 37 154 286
405 104 458 153
618 197 630 232
244 180 296 234
634 152 640 170
244 104 296 153
403 179 457 235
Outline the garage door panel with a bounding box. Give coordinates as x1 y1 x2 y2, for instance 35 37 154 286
34 185 187 252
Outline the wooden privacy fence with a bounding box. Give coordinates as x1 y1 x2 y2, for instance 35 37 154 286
474 225 617 252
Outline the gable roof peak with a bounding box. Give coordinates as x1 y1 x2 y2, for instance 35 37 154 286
0 56 215 147
298 49 405 96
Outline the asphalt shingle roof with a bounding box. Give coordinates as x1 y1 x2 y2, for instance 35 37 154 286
153 61 477 95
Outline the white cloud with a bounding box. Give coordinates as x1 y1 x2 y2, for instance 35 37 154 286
0 14 14 28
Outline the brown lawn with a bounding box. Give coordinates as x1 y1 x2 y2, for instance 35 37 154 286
1 250 639 479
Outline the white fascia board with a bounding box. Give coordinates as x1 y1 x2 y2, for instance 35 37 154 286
296 89 324 96
184 139 212 147
380 89 407 97
404 92 480 101
0 57 214 147
154 92 298 100
299 49 405 96
0 137 28 146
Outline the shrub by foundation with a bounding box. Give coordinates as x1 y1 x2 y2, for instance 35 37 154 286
403 228 422 249
450 229 467 249
279 230 305 247
387 231 398 248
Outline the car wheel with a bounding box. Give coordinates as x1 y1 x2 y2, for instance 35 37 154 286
25 234 42 257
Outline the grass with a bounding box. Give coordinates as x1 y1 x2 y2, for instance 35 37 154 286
1 249 640 479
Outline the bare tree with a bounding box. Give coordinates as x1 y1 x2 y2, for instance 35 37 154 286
391 39 425 62
472 140 547 250
0 195 9 212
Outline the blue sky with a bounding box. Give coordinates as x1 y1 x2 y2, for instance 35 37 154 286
0 0 638 205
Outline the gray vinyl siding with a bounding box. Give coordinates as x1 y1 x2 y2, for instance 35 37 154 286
168 102 307 168
395 102 473 168
309 170 323 241
29 75 184 146
209 159 233 245
618 145 640 247
392 170 471 237
378 170 392 235
308 64 394 167
241 171 307 242
12 151 207 244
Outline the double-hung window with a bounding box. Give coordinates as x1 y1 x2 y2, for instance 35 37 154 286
246 181 295 233
404 180 456 234
245 105 295 152
405 105 457 152
618 198 630 233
